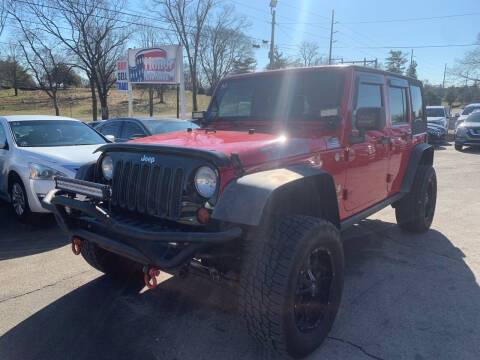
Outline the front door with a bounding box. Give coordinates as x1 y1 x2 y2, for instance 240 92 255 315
344 73 390 212
0 122 9 198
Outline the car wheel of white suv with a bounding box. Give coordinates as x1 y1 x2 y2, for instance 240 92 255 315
9 176 32 222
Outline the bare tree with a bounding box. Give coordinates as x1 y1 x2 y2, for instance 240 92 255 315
452 33 480 84
0 0 7 38
14 0 130 119
297 41 321 67
199 5 252 93
152 0 215 111
10 13 65 115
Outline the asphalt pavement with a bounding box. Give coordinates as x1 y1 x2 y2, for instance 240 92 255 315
0 143 479 360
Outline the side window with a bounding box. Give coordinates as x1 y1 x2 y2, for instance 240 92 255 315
354 83 383 130
122 122 145 139
410 85 425 134
389 86 408 124
99 122 122 138
356 83 383 109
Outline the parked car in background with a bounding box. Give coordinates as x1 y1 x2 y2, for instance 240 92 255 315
455 103 480 130
95 117 200 142
0 115 108 220
426 106 449 130
455 111 480 151
427 123 447 143
87 120 106 128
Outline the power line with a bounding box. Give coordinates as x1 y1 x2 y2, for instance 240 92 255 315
340 11 480 24
335 43 480 49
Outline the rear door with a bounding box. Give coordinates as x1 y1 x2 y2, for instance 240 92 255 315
344 72 390 212
387 77 413 194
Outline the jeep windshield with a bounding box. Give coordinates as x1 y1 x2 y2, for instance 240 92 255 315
205 70 345 123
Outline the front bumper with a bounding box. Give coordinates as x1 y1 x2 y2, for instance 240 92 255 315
42 179 242 269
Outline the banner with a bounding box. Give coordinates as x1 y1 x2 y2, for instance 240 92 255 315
128 46 181 84
115 59 128 92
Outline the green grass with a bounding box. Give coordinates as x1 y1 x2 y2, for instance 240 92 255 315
0 88 211 121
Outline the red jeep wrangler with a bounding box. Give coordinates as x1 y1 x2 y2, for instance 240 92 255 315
43 66 436 358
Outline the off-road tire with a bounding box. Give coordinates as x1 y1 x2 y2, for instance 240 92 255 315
239 215 344 359
81 239 144 285
395 165 437 233
455 143 463 151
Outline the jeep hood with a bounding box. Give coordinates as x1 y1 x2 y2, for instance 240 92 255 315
130 129 328 167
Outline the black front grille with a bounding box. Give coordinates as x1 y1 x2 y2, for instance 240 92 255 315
111 160 185 219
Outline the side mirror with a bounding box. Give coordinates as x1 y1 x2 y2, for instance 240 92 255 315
355 107 386 131
105 135 115 142
192 111 205 120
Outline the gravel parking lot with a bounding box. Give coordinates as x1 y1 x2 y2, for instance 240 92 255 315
0 143 479 360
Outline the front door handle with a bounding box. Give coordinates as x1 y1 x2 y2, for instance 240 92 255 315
378 137 392 145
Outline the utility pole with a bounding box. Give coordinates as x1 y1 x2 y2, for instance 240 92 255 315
410 49 414 65
269 0 277 69
328 9 335 65
442 63 447 88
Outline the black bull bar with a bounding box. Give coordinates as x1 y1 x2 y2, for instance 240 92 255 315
42 178 242 269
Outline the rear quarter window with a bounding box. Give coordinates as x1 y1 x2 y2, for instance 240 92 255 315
410 85 426 134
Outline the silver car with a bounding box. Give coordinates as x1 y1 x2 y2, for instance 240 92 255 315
0 115 107 220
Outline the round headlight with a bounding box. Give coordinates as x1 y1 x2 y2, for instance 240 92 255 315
102 156 113 180
194 166 217 198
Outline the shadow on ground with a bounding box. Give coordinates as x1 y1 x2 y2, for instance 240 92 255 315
0 219 479 360
0 201 66 260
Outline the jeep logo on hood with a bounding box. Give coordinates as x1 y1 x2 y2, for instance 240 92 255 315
140 155 155 164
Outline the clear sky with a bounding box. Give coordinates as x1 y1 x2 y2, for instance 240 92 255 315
2 0 478 86
226 0 479 85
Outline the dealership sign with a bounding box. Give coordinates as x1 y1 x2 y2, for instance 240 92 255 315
127 46 182 84
116 59 128 91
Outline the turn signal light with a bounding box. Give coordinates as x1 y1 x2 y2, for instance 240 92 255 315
197 207 211 224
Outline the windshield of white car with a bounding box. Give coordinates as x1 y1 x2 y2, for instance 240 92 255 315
462 106 480 115
466 112 480 123
9 120 107 147
205 70 345 123
142 119 200 134
426 108 445 117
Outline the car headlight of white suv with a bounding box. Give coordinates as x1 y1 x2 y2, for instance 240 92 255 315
29 163 66 180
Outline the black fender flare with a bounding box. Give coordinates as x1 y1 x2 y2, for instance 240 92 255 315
211 164 340 229
399 143 434 193
75 161 96 181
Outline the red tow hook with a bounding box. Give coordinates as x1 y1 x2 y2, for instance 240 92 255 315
72 237 82 255
144 267 160 290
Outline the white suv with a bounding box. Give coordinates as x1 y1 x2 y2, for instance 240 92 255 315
426 106 449 130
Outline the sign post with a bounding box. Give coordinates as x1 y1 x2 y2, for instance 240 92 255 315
124 45 185 119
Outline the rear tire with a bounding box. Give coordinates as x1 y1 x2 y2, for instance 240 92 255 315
239 215 344 358
81 239 144 286
395 165 437 233
455 143 463 151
